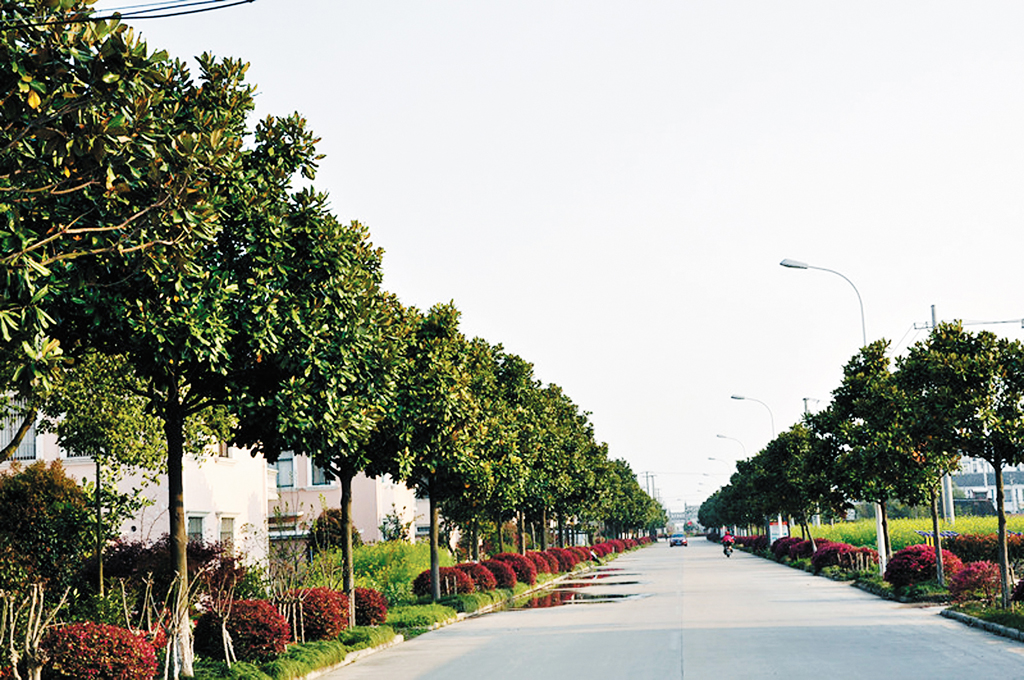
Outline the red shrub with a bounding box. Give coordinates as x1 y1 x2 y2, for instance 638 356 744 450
568 546 591 562
195 599 290 662
545 548 577 572
493 553 537 585
950 561 1001 604
481 559 517 589
884 544 963 588
590 543 611 557
412 567 475 598
525 551 554 574
771 536 803 560
43 621 157 680
291 587 348 640
607 540 626 553
623 538 638 549
354 587 388 625
457 563 498 591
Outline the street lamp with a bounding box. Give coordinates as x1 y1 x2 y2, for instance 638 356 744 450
730 395 775 437
781 257 884 573
779 259 866 347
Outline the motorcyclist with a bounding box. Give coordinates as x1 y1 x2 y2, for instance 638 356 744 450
722 531 735 556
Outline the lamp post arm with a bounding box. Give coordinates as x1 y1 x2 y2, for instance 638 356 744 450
808 265 867 347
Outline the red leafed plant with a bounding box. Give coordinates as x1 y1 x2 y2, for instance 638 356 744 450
480 559 517 589
456 562 498 591
43 621 157 680
949 561 1001 604
492 553 537 585
884 544 963 588
194 599 290 662
354 587 388 626
412 567 475 598
290 587 349 640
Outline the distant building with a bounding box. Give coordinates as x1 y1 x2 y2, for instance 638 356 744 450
952 457 1024 514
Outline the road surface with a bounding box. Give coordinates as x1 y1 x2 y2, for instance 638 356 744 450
322 539 1024 679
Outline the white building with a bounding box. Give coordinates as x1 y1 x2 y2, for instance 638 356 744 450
0 417 276 561
953 457 1024 514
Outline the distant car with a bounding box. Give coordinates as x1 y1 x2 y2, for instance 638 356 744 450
669 533 688 547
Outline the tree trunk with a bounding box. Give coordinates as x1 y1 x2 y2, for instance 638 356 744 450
164 387 194 678
497 518 505 554
930 487 945 587
996 464 1011 608
539 508 548 550
339 469 356 625
96 457 104 598
429 489 440 602
470 519 479 562
556 512 565 548
517 510 526 555
879 501 892 563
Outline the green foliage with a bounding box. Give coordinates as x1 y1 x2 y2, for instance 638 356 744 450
307 508 363 558
0 461 91 593
329 529 453 605
386 604 457 630
378 504 415 543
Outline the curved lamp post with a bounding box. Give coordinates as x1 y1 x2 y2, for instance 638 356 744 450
780 257 885 573
730 394 775 437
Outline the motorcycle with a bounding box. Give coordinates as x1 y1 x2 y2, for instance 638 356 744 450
723 543 733 557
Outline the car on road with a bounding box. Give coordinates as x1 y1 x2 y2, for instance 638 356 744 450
669 533 688 546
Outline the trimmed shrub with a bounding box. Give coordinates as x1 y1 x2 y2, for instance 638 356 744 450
412 567 475 598
456 563 498 591
194 599 290 662
291 587 348 640
591 543 612 558
525 551 554 574
480 559 517 589
771 536 804 560
950 561 1001 604
493 553 537 585
354 587 388 626
43 621 157 680
884 544 964 588
607 539 626 553
568 546 591 563
545 548 577 572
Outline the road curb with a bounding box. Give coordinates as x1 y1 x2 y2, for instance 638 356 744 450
940 609 1024 643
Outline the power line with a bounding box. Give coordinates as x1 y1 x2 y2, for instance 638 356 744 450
0 0 255 28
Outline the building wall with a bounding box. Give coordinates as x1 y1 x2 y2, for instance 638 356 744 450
268 452 417 543
1 429 273 563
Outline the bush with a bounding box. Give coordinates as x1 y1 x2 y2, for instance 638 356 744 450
884 544 963 588
42 621 157 680
524 551 554 574
771 536 804 560
545 547 578 572
456 563 497 591
195 599 290 662
307 508 363 557
492 553 537 585
412 567 475 598
292 587 348 640
344 540 450 606
950 561 1001 604
480 560 517 589
810 542 877 573
0 461 91 593
354 587 388 626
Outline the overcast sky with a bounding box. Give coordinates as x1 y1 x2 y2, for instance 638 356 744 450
99 1 1024 511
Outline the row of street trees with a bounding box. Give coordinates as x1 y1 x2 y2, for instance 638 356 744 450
699 323 1024 608
0 1 666 675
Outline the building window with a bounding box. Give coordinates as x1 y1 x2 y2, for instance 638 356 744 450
219 516 235 549
275 451 294 488
1 404 36 461
187 516 204 543
311 462 331 486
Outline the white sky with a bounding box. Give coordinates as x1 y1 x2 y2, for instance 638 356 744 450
100 0 1024 512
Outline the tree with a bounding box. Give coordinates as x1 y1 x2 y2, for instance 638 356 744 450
895 323 1024 607
0 2 243 460
810 340 921 562
378 304 484 601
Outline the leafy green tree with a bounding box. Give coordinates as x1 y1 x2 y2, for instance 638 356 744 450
375 304 484 601
810 340 921 562
0 2 243 460
896 323 1024 606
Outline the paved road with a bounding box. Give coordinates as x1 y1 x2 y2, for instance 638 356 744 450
323 539 1024 679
